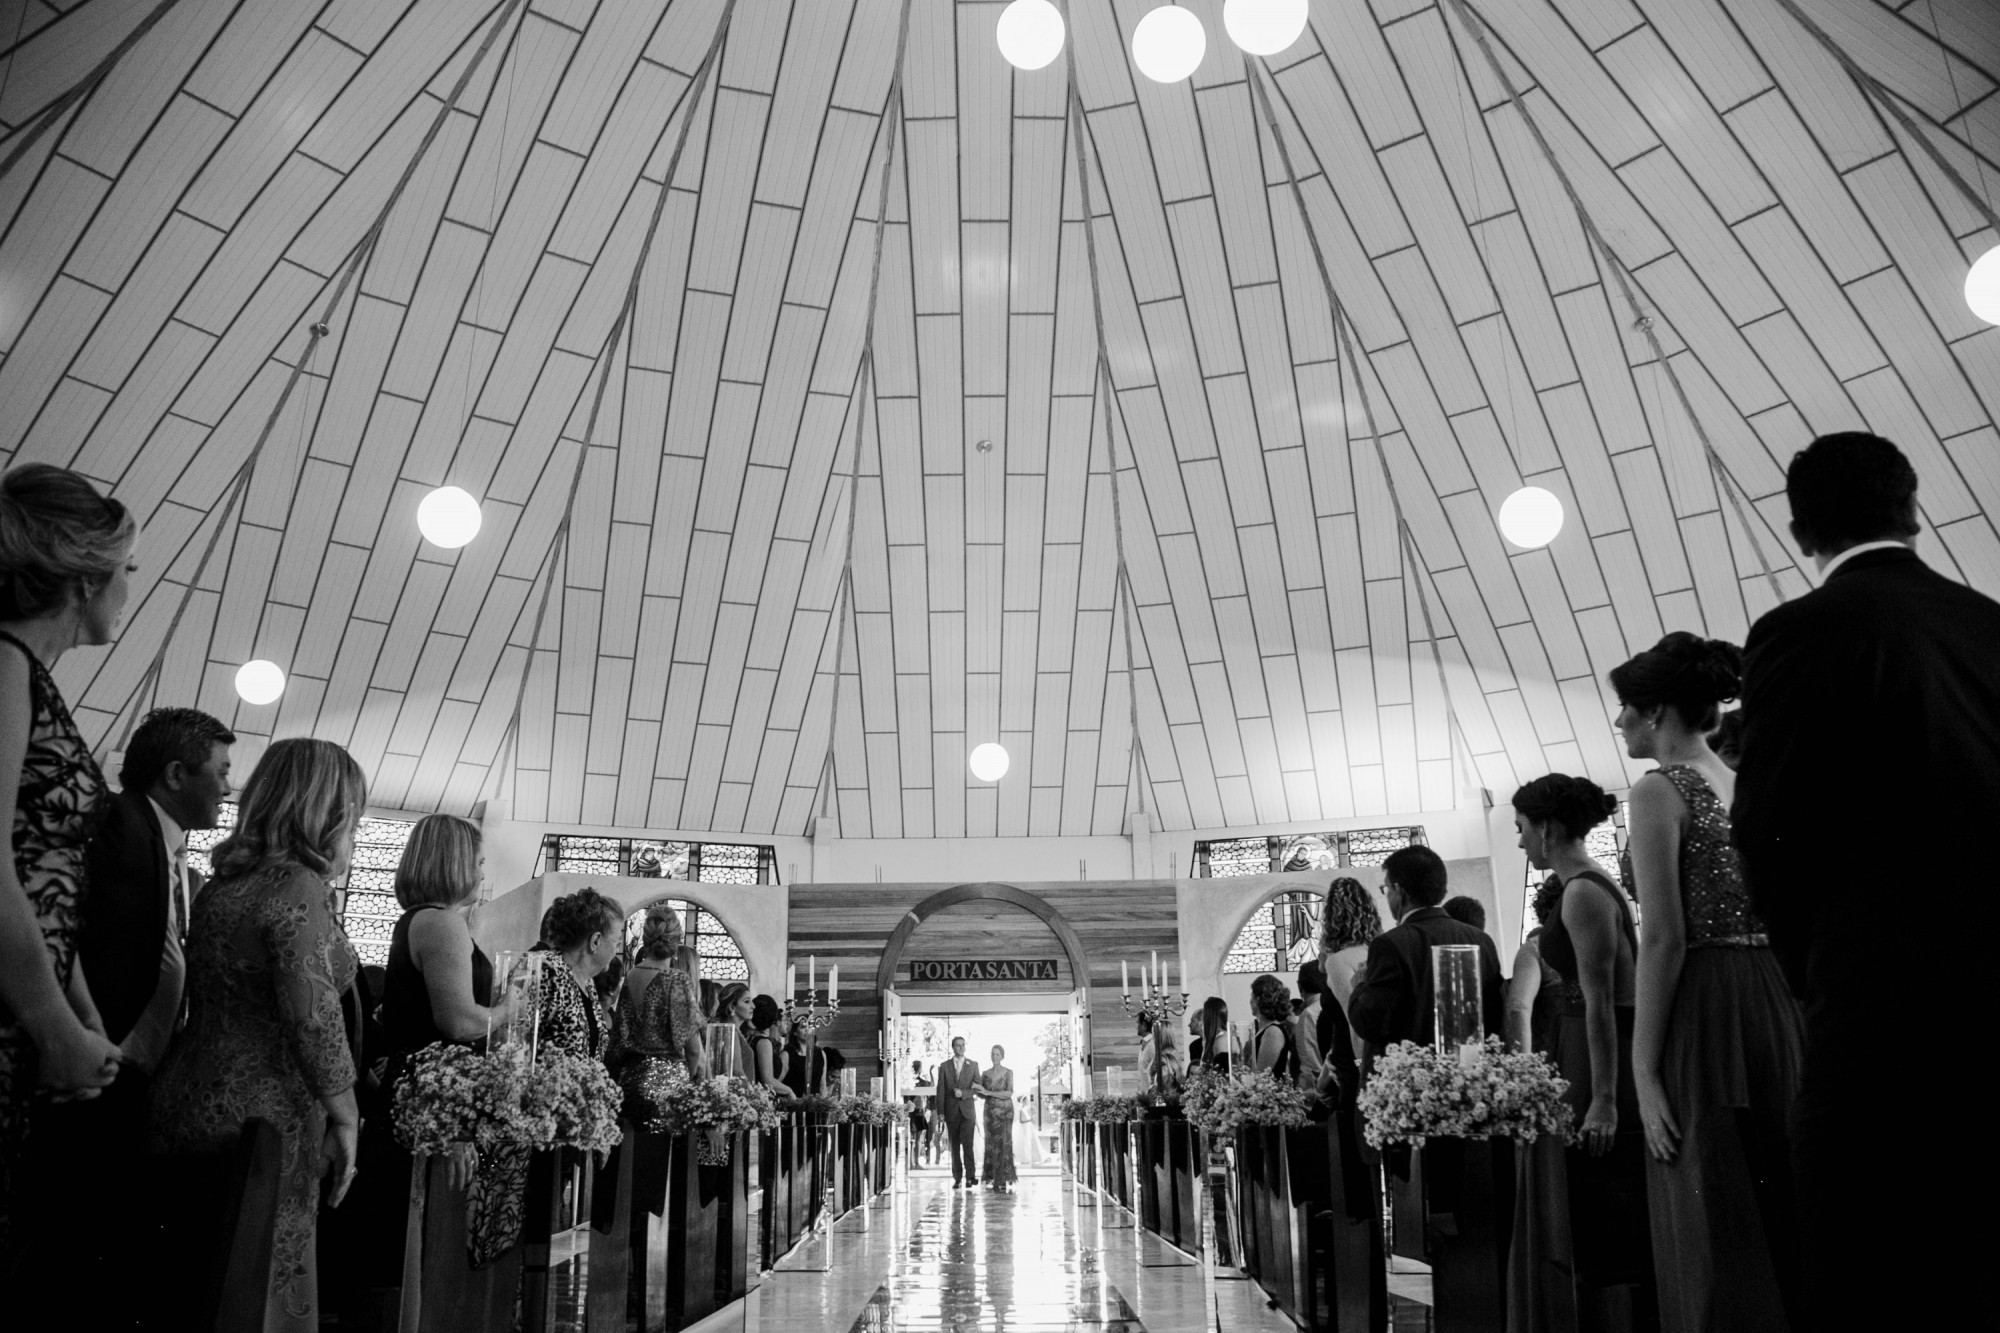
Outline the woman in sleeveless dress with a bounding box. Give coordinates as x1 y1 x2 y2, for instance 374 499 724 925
0 465 132 1250
1614 635 1804 1330
747 995 791 1095
975 1046 1016 1191
607 902 701 1122
1245 975 1299 1082
149 739 367 1332
1506 881 1583 1333
1514 774 1658 1333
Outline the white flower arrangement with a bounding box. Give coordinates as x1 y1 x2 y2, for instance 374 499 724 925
1181 1067 1312 1137
391 1042 624 1157
1356 1037 1573 1149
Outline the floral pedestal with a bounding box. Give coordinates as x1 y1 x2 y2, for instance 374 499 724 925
1236 1125 1312 1324
1422 1137 1516 1333
665 1130 750 1328
400 1154 521 1333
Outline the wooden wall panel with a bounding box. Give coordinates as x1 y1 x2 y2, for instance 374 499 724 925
786 879 1180 1082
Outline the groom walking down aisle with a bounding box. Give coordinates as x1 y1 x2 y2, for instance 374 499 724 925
1734 432 2000 1329
935 1037 980 1188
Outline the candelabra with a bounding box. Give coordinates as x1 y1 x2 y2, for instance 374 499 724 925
786 990 841 1034
1120 986 1188 1024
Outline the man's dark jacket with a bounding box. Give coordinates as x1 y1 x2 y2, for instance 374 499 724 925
78 788 181 1045
1347 906 1504 1061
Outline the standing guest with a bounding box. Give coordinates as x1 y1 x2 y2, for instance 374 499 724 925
1614 633 1803 1330
1245 975 1300 1082
711 981 753 1078
746 996 790 1095
782 1018 812 1097
1146 1015 1186 1095
906 1059 933 1162
1188 996 1230 1071
1515 774 1657 1330
1733 433 2000 1327
975 1045 1016 1192
1291 960 1326 1085
935 1036 981 1187
147 738 366 1332
0 465 132 1254
1348 846 1504 1073
1441 895 1487 931
1318 877 1381 1025
1706 709 1743 771
1507 877 1582 1333
608 903 702 1116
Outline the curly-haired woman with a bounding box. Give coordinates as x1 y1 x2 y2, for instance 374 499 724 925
1317 875 1381 1043
1244 974 1299 1083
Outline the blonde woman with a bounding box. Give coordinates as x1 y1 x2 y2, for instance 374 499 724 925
383 815 499 1057
607 903 703 1115
148 739 367 1333
0 465 133 1249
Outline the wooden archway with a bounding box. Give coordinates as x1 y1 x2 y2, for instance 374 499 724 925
872 881 1093 1005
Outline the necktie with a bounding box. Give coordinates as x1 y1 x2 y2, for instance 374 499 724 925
170 844 189 943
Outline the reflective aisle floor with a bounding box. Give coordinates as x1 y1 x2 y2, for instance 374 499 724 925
725 1176 1304 1333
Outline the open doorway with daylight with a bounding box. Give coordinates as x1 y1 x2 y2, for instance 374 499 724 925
889 995 1082 1178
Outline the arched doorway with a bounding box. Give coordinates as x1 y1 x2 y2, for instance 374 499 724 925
622 898 749 981
873 882 1092 1000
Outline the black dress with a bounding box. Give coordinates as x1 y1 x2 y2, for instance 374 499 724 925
1540 870 1657 1330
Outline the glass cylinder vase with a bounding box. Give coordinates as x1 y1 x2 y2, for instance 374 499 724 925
706 1022 742 1079
490 950 544 1058
1432 943 1483 1066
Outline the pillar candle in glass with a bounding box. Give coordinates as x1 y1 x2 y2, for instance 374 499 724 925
1432 944 1483 1065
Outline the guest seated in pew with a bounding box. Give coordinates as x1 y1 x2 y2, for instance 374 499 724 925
147 738 368 1333
0 465 134 1258
747 995 791 1095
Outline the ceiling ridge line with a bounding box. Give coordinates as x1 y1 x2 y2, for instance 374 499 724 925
1440 0 1789 607
1245 56 1479 808
0 0 186 184
811 0 915 831
100 0 534 763
480 0 739 814
1062 27 1155 829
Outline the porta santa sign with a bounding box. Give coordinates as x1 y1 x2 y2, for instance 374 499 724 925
909 959 1059 983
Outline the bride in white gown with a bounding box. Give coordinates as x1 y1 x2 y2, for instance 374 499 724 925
1013 1093 1052 1167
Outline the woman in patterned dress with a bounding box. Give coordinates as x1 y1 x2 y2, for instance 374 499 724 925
1615 635 1805 1330
975 1045 1016 1191
607 902 702 1120
0 464 134 1251
147 738 368 1332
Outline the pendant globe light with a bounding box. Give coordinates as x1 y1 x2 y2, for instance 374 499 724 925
1223 0 1309 56
235 659 286 705
996 0 1065 71
1966 244 2000 326
968 742 1011 782
1497 486 1565 550
416 485 482 548
1132 4 1206 84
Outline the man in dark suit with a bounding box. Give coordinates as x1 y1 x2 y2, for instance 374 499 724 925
25 707 232 1303
1348 845 1504 1068
933 1036 981 1187
1733 432 2000 1324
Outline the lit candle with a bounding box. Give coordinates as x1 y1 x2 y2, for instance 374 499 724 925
1122 959 1130 995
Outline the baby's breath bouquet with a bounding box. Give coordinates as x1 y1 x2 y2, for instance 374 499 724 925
1357 1037 1572 1149
392 1043 538 1155
526 1048 624 1156
833 1095 907 1126
1182 1068 1312 1138
1076 1095 1142 1123
652 1075 783 1161
778 1093 842 1118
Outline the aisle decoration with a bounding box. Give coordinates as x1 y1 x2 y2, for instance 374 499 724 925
392 1042 626 1157
1180 1067 1311 1138
1061 1094 1142 1122
526 1049 625 1156
831 1094 907 1126
1357 1036 1571 1149
650 1074 782 1163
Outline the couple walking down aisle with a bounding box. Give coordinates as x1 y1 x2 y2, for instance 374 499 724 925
934 1038 1019 1191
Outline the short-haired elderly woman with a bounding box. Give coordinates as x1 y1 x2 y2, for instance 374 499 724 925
147 738 368 1333
0 465 133 1248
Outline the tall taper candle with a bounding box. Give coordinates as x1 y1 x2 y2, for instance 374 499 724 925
787 964 797 998
809 955 815 993
828 964 838 996
1122 959 1130 994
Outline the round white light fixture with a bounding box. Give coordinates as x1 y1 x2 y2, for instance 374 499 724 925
1223 0 1309 56
996 0 1065 71
1965 244 2000 326
235 659 286 706
1497 486 1565 549
968 742 1011 783
1132 4 1206 84
417 485 482 549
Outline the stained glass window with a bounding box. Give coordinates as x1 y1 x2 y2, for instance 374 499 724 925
187 803 411 967
1222 890 1326 975
538 835 776 884
622 900 751 982
1196 826 1427 876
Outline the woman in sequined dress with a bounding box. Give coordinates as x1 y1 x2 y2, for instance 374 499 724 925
1614 634 1804 1331
975 1045 1016 1191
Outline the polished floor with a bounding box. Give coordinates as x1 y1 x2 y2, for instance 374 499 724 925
726 1175 1304 1333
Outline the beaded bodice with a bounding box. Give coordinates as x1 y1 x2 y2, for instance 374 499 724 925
1657 764 1769 947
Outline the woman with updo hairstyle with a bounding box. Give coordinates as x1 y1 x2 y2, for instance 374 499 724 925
1245 974 1299 1083
746 994 790 1095
1613 635 1804 1329
1511 772 1656 1325
0 465 134 1242
607 903 702 1119
1317 876 1381 1042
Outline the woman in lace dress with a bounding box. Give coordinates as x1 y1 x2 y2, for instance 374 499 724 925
1615 635 1804 1330
148 739 367 1332
975 1045 1016 1191
607 902 702 1120
0 466 132 1249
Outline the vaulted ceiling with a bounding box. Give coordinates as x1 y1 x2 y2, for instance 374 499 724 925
3 0 1996 837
